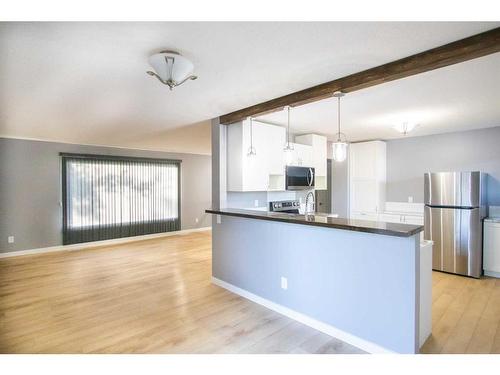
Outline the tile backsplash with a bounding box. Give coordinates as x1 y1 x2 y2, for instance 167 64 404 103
385 202 424 214
489 206 500 218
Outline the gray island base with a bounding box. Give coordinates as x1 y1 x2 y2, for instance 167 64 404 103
208 209 426 354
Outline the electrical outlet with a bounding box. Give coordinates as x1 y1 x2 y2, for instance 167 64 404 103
254 199 259 207
8 236 14 244
408 196 414 203
195 218 199 224
280 276 288 290
216 215 221 224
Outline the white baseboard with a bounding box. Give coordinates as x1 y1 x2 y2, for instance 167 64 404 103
0 227 211 258
484 270 500 279
211 277 394 354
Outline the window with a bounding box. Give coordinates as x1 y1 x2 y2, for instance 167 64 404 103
61 154 180 245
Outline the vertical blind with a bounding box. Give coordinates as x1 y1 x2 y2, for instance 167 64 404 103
62 154 180 245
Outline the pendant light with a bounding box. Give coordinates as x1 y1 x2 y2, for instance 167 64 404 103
247 117 257 157
283 106 294 165
332 91 348 162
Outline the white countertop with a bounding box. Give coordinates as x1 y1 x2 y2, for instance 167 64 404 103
485 217 500 223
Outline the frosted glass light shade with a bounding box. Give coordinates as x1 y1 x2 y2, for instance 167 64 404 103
332 141 348 162
149 51 194 83
283 147 293 165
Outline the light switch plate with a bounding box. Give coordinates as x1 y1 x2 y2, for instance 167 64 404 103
408 196 414 203
8 236 14 244
216 215 221 224
254 199 259 207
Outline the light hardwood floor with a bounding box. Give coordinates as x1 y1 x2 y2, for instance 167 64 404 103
1 230 499 354
421 268 500 354
0 231 362 354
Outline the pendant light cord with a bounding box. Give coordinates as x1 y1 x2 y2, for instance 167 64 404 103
287 106 290 146
337 96 341 138
250 117 253 148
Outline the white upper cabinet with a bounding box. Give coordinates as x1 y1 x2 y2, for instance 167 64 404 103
294 134 328 190
227 122 327 192
227 120 286 192
349 141 386 215
288 143 313 167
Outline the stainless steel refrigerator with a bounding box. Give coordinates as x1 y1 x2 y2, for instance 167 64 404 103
424 172 487 278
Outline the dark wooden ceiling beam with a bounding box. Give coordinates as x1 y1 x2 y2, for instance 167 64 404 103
219 27 500 125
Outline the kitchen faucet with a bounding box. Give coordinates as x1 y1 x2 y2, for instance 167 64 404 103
305 191 315 215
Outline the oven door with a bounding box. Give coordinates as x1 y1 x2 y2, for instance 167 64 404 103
285 166 315 190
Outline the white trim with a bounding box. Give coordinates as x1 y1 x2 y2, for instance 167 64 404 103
211 277 395 354
0 227 211 258
484 270 500 278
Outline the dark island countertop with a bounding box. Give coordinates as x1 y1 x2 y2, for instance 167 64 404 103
206 208 424 238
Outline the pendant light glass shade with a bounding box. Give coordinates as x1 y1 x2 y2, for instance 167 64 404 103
283 106 294 164
332 140 348 162
331 92 348 163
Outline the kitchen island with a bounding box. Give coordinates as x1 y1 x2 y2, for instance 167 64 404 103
207 208 426 354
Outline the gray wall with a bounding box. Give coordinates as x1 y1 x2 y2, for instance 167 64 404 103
386 126 500 205
213 215 420 353
0 137 212 253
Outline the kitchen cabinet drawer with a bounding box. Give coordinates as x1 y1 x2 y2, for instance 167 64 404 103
484 221 500 277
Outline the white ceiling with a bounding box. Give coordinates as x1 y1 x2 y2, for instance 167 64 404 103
0 22 499 155
257 52 500 142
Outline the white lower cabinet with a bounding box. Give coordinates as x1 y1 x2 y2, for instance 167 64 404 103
378 213 402 223
350 212 379 221
484 220 500 278
379 213 424 225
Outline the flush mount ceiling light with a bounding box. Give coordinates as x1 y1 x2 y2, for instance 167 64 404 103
283 106 294 165
146 50 198 90
331 91 348 163
393 122 419 136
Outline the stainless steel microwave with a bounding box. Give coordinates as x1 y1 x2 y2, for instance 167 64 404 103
285 166 315 190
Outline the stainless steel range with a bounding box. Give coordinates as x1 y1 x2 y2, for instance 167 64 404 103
269 200 300 214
